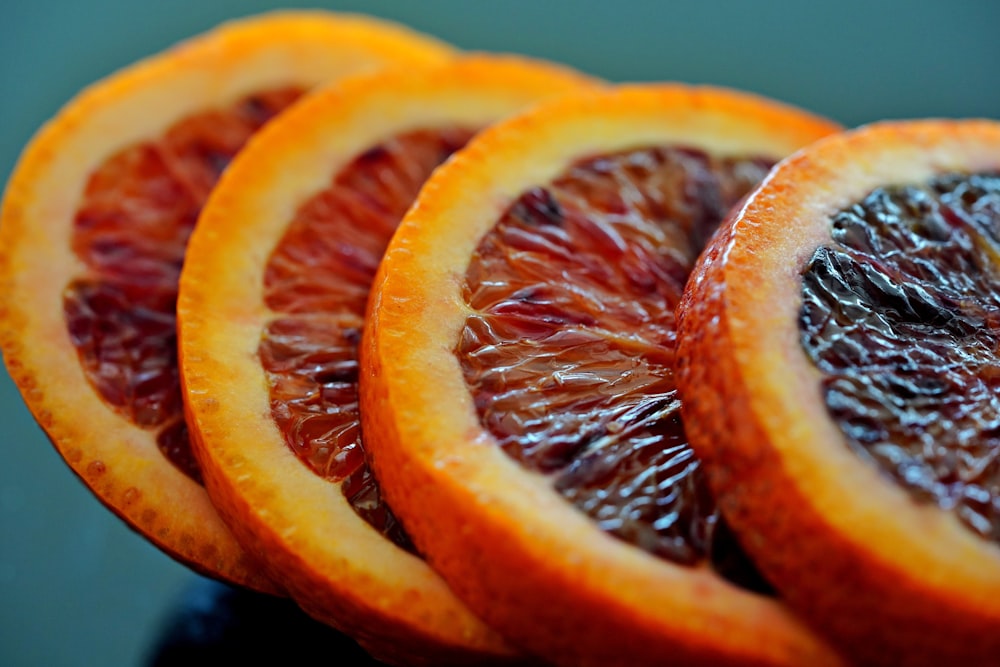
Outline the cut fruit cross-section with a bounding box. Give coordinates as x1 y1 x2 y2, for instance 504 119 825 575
0 10 454 592
676 119 1000 666
360 85 845 667
178 56 597 665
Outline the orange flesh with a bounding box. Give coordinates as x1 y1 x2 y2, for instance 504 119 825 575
258 127 476 546
66 88 304 482
459 145 775 589
800 171 1000 542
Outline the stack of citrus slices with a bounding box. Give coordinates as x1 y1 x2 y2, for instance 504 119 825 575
0 10 454 593
178 55 595 664
4 8 1000 667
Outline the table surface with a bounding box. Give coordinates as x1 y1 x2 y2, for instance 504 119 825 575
2 1 998 665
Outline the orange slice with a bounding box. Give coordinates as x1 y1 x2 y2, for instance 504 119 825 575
178 56 596 664
676 120 1000 666
0 10 453 592
361 85 845 666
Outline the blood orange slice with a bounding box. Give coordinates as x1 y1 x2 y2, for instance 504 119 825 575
0 11 453 592
676 120 1000 666
361 85 844 666
177 56 596 664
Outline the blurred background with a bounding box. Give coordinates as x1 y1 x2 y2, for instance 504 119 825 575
1 1 998 664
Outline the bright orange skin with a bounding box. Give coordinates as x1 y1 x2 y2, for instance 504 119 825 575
676 120 1000 666
0 11 454 592
362 85 845 667
179 56 597 665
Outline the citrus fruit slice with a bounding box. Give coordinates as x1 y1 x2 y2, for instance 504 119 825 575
675 119 1000 666
0 10 454 592
177 56 596 664
360 85 845 667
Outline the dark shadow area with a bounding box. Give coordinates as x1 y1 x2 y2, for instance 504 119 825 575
145 577 387 666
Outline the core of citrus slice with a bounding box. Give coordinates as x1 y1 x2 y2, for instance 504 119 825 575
0 10 454 592
360 85 845 667
675 120 1000 666
178 56 596 665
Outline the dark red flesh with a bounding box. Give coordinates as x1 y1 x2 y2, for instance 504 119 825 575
258 127 475 549
65 88 303 483
800 172 1000 542
459 146 776 591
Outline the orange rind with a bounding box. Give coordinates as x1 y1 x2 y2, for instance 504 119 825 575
676 119 1000 666
361 84 845 667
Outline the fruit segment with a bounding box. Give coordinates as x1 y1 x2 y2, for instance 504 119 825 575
362 84 844 667
799 172 1000 541
676 119 1000 666
67 87 303 483
460 145 775 590
260 126 475 548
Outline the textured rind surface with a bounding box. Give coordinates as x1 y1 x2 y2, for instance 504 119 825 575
676 119 1000 666
0 10 454 593
361 84 846 667
179 56 597 665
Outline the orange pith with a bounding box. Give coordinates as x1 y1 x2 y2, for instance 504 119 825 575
178 56 596 665
459 144 775 589
361 85 845 667
0 10 454 591
675 120 1000 666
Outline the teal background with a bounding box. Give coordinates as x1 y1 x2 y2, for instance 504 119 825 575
1 1 998 665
